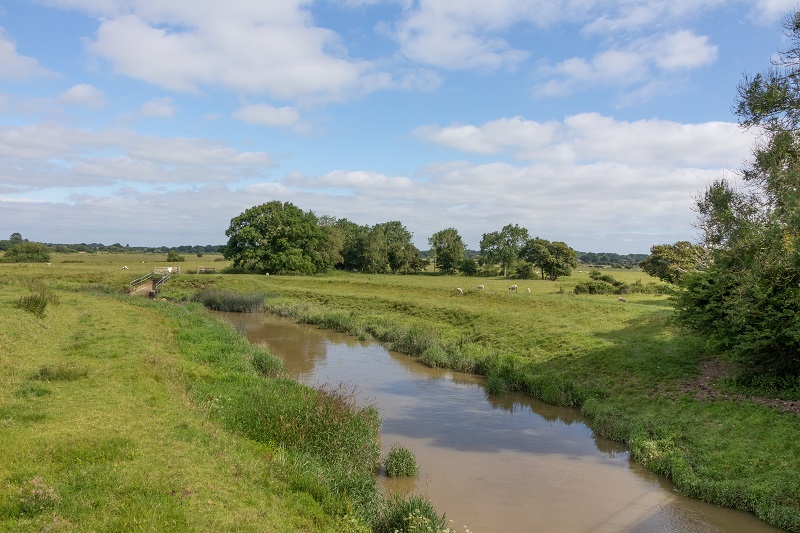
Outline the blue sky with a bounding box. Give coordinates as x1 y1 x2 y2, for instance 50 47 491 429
0 0 794 253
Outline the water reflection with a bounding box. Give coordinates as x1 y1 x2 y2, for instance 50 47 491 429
217 311 781 533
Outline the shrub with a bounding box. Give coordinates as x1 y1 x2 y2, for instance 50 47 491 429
1 242 51 263
573 280 617 295
384 445 418 477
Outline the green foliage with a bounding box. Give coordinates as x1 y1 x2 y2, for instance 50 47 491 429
383 445 419 477
677 12 800 378
457 257 478 276
429 228 466 274
166 249 185 262
191 289 265 312
1 241 51 263
480 223 529 276
639 241 703 284
224 200 332 275
521 237 577 280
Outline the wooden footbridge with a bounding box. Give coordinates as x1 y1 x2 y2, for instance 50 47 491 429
129 266 180 297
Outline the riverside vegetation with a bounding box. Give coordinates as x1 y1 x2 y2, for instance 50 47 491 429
1 253 799 531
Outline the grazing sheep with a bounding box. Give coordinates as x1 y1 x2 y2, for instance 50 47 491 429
46 263 51 266
456 287 463 295
508 285 518 292
527 287 531 293
122 265 129 270
477 284 485 290
618 297 627 302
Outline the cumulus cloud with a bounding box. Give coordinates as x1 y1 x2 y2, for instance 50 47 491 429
535 30 717 97
84 4 372 102
415 113 752 168
58 84 106 109
0 30 55 80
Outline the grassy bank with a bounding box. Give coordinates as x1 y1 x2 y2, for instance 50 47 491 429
0 256 453 532
161 268 800 532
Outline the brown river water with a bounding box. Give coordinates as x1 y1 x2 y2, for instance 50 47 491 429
217 311 783 533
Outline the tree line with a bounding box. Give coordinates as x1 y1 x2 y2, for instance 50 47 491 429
222 200 579 279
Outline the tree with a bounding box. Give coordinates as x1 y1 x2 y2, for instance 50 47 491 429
166 249 185 262
1 241 51 263
9 233 23 244
521 237 576 280
639 241 703 284
428 228 466 274
480 224 529 276
675 10 800 378
223 201 332 274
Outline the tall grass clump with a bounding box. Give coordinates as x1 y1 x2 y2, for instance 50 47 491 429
15 284 60 318
374 495 455 533
192 289 265 312
383 445 418 477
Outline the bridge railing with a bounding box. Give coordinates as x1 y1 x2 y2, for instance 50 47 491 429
130 272 153 286
154 272 171 290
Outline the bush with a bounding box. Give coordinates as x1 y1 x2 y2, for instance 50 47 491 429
1 242 51 263
573 280 617 295
384 445 418 477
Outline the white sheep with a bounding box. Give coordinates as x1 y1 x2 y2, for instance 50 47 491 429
618 296 627 302
477 284 485 290
123 265 129 270
527 287 531 293
46 263 51 266
455 287 463 295
508 284 518 292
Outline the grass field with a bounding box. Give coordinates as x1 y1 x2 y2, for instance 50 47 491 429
2 252 799 532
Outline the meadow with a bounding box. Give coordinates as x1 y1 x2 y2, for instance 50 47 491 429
1 252 799 532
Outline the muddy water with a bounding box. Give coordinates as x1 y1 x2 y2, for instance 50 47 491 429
219 312 781 533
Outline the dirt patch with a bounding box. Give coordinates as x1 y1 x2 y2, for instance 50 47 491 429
678 360 800 414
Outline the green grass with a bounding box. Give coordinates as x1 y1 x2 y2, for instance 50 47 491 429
3 256 799 532
163 268 800 532
383 445 418 478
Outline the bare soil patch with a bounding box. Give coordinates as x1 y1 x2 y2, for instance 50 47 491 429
679 360 800 414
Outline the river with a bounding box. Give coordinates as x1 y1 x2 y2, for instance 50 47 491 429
218 311 781 533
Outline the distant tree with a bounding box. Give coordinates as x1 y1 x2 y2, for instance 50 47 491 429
428 228 466 274
458 257 478 276
1 241 51 263
378 221 418 274
335 218 371 271
9 232 23 244
639 241 702 284
480 224 529 276
166 249 186 262
223 200 332 274
521 237 576 280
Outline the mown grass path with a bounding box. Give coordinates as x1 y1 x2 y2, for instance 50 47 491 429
0 280 349 532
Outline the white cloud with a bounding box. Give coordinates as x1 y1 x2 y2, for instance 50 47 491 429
414 113 753 168
234 103 301 128
0 122 272 189
535 30 717 97
139 97 175 118
85 4 372 102
0 29 55 80
58 84 106 109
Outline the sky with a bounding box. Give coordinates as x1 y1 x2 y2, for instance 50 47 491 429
0 0 796 254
